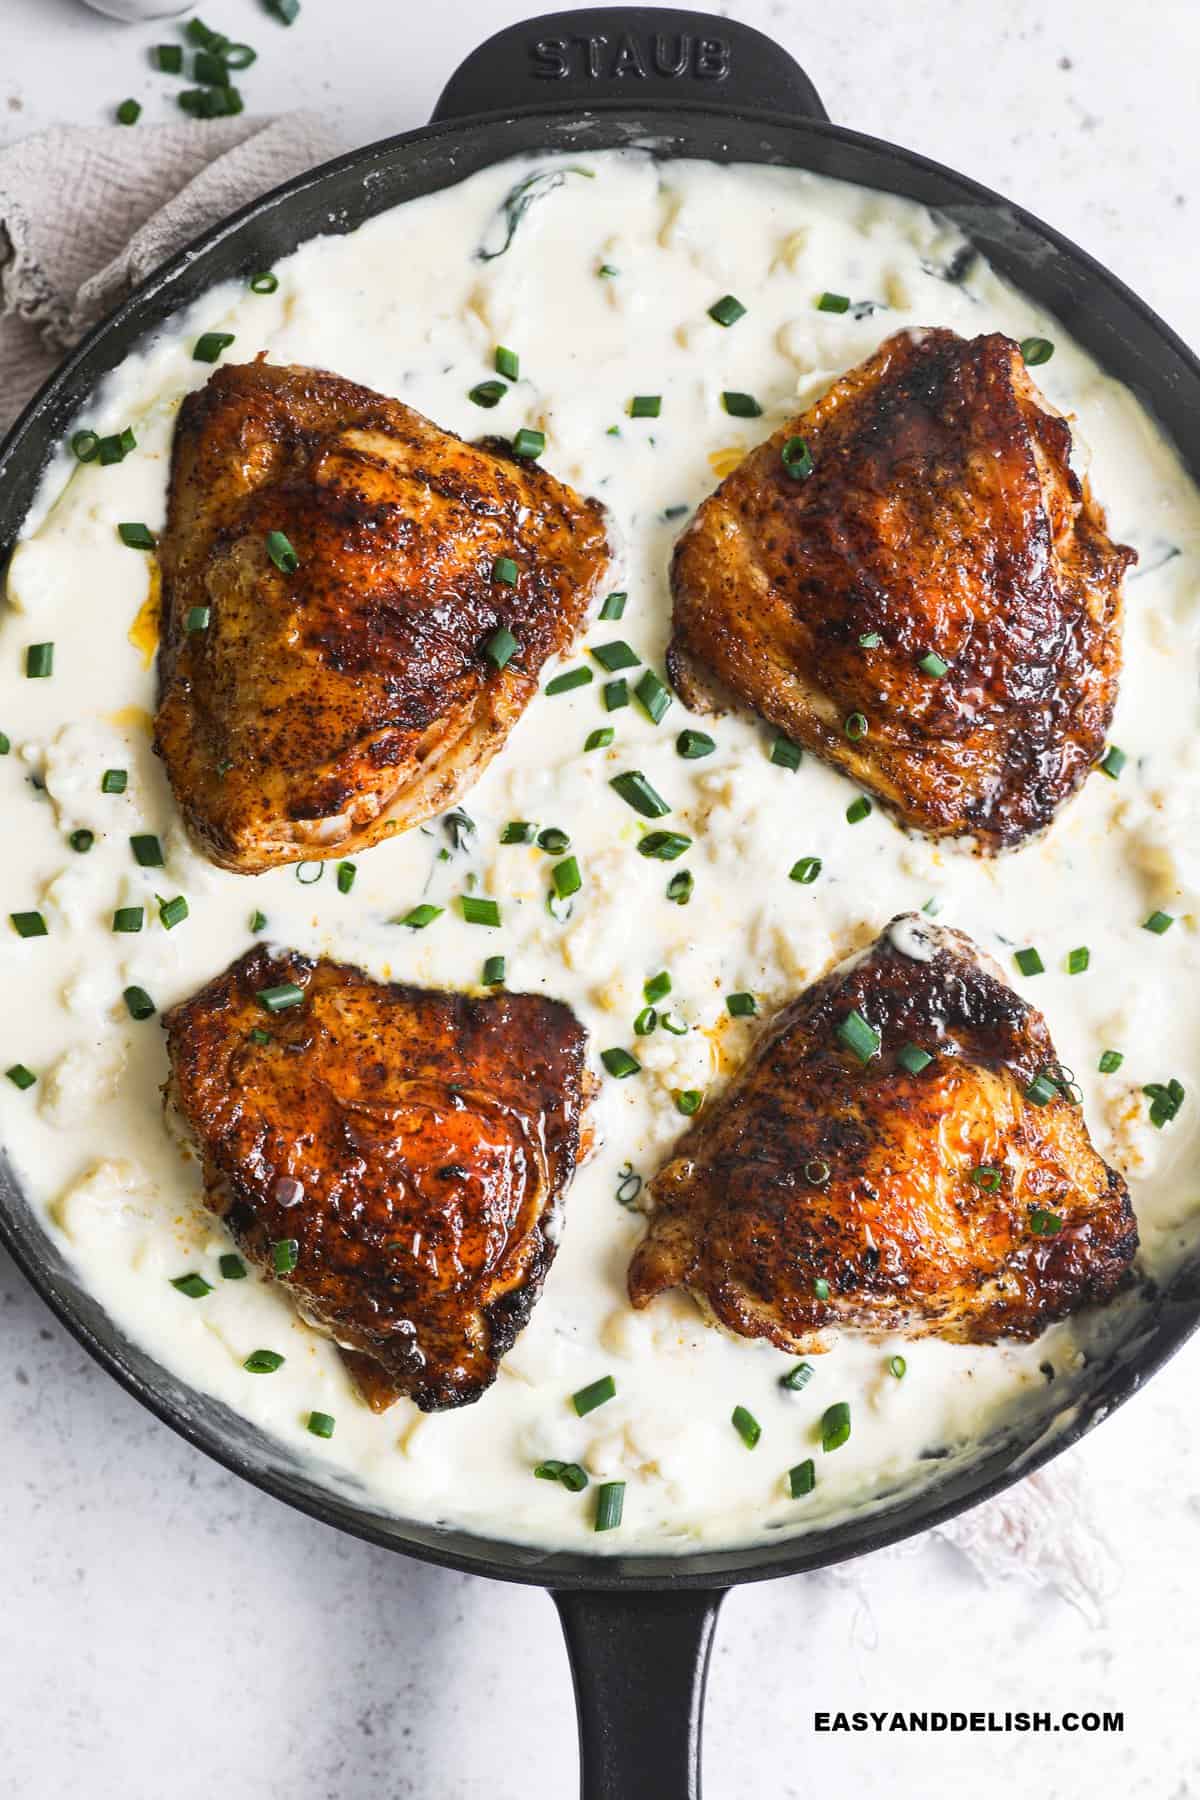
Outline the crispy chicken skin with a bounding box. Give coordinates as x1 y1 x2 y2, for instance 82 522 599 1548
669 329 1135 851
156 361 610 873
164 946 592 1411
629 916 1137 1350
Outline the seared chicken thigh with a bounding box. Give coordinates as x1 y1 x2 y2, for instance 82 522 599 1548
669 329 1135 850
629 916 1136 1349
156 361 610 873
165 947 592 1411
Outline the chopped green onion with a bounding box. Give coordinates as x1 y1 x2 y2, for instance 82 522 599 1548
500 821 536 845
731 1404 761 1448
267 0 300 25
307 1412 336 1439
788 1459 816 1497
790 856 822 884
846 796 871 825
1143 910 1174 935
1066 946 1090 975
71 430 99 463
97 427 137 465
629 395 661 418
708 294 746 327
1143 1078 1185 1128
130 834 163 867
243 1349 285 1374
1098 745 1127 780
590 640 640 672
644 971 671 1004
675 1088 703 1116
769 734 802 771
633 1005 657 1036
1028 1207 1064 1236
859 631 882 648
265 530 298 574
485 625 520 668
256 981 305 1012
154 44 184 72
249 910 267 932
816 292 851 313
969 1166 1003 1190
918 651 949 678
69 829 94 853
116 98 142 126
249 1028 270 1045
844 711 868 740
331 860 356 897
573 1374 616 1417
666 870 693 905
193 49 231 84
157 894 188 930
186 606 210 633
5 1065 36 1090
781 436 814 480
482 955 506 987
272 1238 299 1275
599 591 627 620
585 727 614 751
171 1273 211 1299
123 985 155 1021
676 729 715 759
535 1460 566 1482
460 895 501 927
552 857 582 899
219 1252 247 1279
721 391 762 417
603 678 629 712
601 1047 640 1079
598 263 618 278
193 331 235 363
560 1463 589 1493
537 827 570 854
512 428 545 459
837 1009 880 1063
295 862 322 886
780 1361 814 1392
112 906 144 935
633 669 671 723
821 1400 851 1452
185 18 224 45
812 1276 830 1301
1014 947 1044 977
249 271 279 294
1098 1049 1124 1074
491 556 519 587
10 912 47 939
101 768 127 794
26 643 54 679
897 1042 932 1074
545 666 592 696
610 770 670 818
469 379 507 409
594 1481 625 1532
637 830 691 861
726 992 757 1018
660 1010 688 1036
1024 1073 1059 1106
889 1355 907 1379
1020 337 1055 366
495 345 519 380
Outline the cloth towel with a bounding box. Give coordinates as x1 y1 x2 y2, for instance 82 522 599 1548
0 117 1116 1622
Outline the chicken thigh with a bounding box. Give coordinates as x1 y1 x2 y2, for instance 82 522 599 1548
628 915 1137 1349
156 361 610 873
165 946 593 1411
669 329 1134 850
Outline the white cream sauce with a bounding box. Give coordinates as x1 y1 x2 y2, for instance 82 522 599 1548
3 151 1200 1553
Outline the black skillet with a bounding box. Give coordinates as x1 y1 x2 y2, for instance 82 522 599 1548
3 9 1200 1795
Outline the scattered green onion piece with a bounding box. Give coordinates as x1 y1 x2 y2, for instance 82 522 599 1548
603 679 629 712
675 1088 703 1116
859 631 882 648
816 292 850 313
726 992 757 1018
633 1005 657 1036
969 1166 1003 1190
155 44 184 72
10 912 47 939
265 530 298 574
494 345 519 380
171 1273 211 1298
770 734 802 771
535 1459 566 1482
844 711 868 740
633 669 672 723
731 1404 761 1448
157 894 188 930
781 1361 813 1392
821 1401 851 1453
193 49 231 85
244 1349 285 1373
573 1374 616 1417
781 436 814 480
266 0 300 25
186 605 210 634
1020 337 1055 366
249 910 267 932
485 625 519 668
272 1238 299 1275
460 895 501 927
660 1010 688 1036
512 428 545 459
399 907 443 931
185 18 224 45
257 981 305 1012
644 971 671 1004
500 821 536 845
1024 1073 1059 1106
249 271 278 294
116 98 142 126
889 1355 907 1379
220 1252 247 1280
666 870 693 905
330 861 355 896
1143 910 1174 935
594 1481 625 1532
468 379 507 409
307 1412 336 1439
1014 947 1044 977
123 986 155 1021
918 651 949 678
629 395 661 418
597 263 618 278
788 1459 816 1498
537 827 570 854
482 955 506 987
101 769 127 794
1098 745 1127 780
610 770 670 818
26 643 54 679
5 1065 36 1090
812 1276 830 1301
112 906 144 934
72 429 99 462
721 391 762 417
790 856 822 885
1066 946 1090 974
1028 1207 1064 1236
590 640 640 673
601 1047 640 1079
708 294 746 326
128 834 163 868
491 557 519 588
599 591 627 621
249 1028 270 1045
1098 1049 1124 1075
846 796 871 824
560 1463 589 1493
545 666 592 696
585 727 615 751
837 1008 880 1063
193 332 235 364
897 1042 932 1075
552 857 582 899
637 830 691 861
97 428 136 465
69 828 94 853
676 729 715 759
805 1158 830 1184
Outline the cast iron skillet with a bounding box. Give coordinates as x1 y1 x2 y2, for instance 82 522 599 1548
4 9 1200 1794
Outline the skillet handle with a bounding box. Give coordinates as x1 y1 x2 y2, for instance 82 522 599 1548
554 1586 726 1799
432 8 829 124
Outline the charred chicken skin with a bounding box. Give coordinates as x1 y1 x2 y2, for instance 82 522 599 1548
164 946 592 1411
669 328 1135 851
629 916 1136 1350
156 361 610 874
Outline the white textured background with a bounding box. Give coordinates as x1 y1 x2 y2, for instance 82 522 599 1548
4 2 1200 1795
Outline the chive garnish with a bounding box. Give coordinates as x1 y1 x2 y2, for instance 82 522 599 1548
267 1 300 25
590 640 640 672
889 1355 907 1379
731 1405 761 1448
130 834 163 867
726 992 757 1018
97 428 136 465
781 436 814 480
26 643 54 679
469 379 507 409
675 1088 703 1116
171 1273 212 1298
10 912 47 938
599 591 627 620
845 796 871 824
553 857 582 899
633 669 671 723
249 271 279 294
721 391 762 417
1020 337 1055 366
220 1252 247 1279
101 769 127 794
500 821 536 844
71 430 99 463
918 651 949 678
594 1481 625 1532
676 729 715 759
257 981 304 1012
643 971 671 1003
535 1460 566 1482
1098 745 1127 779
116 98 142 126
512 428 545 460
482 955 506 987
601 1047 640 1079
837 1009 880 1063
265 530 298 574
813 1276 830 1301
1024 1073 1058 1106
603 679 629 711
1098 1049 1124 1074
790 856 822 884
330 860 355 896
633 1005 657 1036
610 770 670 818
660 1011 688 1036
629 395 661 418
193 331 235 363
708 294 746 327
844 711 868 741
896 1043 932 1074
485 625 519 668
573 1374 616 1417
5 1065 36 1090
537 827 570 854
186 606 210 633
1014 947 1044 976
585 727 614 751
69 828 94 853
816 292 851 313
123 985 155 1020
788 1459 816 1497
157 894 188 930
307 1412 336 1439
112 906 144 934
805 1158 830 1184
397 904 442 929
637 831 691 861
495 345 519 380
545 666 592 696
243 1350 285 1374
666 870 693 905
1066 946 1090 974
821 1401 851 1452
1143 911 1174 935
117 522 156 550
272 1238 299 1275
249 910 267 932
1028 1207 1064 1236
249 1028 270 1045
560 1463 589 1493
459 895 501 927
969 1166 1003 1190
155 44 184 72
859 631 882 648
1144 1078 1185 1128
491 556 519 587
780 1362 813 1392
770 735 802 771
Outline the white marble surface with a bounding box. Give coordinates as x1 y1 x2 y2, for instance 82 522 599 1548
4 1 1200 1794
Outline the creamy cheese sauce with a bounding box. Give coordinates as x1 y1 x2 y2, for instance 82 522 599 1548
3 150 1200 1553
